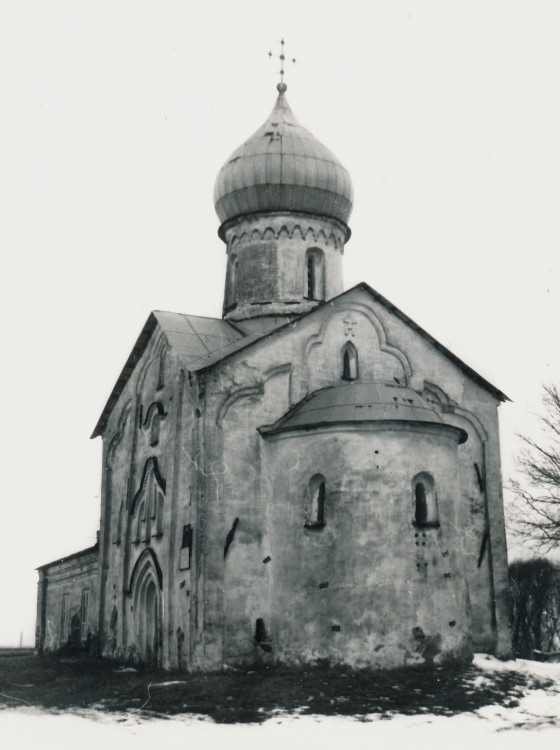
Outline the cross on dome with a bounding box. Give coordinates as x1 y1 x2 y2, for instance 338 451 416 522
268 38 296 92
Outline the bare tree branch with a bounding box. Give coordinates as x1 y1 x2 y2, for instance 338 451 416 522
509 384 560 552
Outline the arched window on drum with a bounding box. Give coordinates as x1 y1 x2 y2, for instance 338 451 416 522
305 249 325 301
226 254 239 308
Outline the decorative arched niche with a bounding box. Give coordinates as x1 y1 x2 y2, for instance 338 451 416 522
412 472 439 528
143 402 165 447
130 458 166 545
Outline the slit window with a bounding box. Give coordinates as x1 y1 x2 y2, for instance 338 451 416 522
155 492 164 537
179 524 193 570
80 589 89 640
255 618 267 643
227 255 238 307
60 593 69 645
157 348 166 391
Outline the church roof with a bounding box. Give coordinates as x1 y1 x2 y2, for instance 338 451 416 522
36 542 99 571
91 283 509 439
91 312 258 438
259 382 468 443
213 86 353 229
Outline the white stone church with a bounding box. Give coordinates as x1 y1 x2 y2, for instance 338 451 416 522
36 81 512 670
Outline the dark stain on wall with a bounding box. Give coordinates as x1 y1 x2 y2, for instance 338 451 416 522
224 517 240 559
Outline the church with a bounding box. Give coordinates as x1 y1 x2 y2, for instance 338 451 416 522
36 79 512 670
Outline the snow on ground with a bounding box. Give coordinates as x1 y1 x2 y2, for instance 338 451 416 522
1 656 559 749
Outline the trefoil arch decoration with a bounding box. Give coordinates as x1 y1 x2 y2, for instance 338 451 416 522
216 363 292 428
304 301 412 382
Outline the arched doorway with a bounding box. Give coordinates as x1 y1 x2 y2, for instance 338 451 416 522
130 550 163 666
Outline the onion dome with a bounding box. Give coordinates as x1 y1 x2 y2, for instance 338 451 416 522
259 383 468 443
214 84 354 227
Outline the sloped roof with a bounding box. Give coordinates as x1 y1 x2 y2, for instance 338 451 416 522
259 382 468 443
92 283 509 439
91 312 257 438
36 543 99 571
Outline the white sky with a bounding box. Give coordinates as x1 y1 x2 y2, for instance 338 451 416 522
1 0 559 646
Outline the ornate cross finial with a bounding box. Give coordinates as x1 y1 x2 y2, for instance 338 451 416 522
268 38 296 92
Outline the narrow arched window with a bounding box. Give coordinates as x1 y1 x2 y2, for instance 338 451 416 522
80 589 90 640
305 474 327 529
415 483 428 524
305 249 325 301
227 254 238 307
342 342 359 380
412 473 439 527
156 348 166 391
307 255 316 300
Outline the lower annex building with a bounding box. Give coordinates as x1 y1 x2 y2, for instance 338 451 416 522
36 81 512 670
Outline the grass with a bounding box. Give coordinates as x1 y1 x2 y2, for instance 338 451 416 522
0 651 555 724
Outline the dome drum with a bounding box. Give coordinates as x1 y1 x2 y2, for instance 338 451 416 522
222 213 345 321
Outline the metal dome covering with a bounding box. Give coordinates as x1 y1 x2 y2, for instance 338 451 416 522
214 88 354 226
259 382 468 443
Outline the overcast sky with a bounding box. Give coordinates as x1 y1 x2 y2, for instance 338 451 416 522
1 0 559 646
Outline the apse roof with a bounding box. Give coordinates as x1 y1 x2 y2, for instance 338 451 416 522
259 382 468 443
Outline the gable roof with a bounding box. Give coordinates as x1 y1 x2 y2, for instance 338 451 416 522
356 283 510 402
188 283 510 402
91 312 256 438
91 283 509 438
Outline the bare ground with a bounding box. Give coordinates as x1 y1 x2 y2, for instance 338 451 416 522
0 651 556 724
